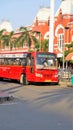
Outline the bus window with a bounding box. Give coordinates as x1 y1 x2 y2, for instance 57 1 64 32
4 59 7 65
21 58 26 66
43 58 48 67
27 57 31 66
36 53 58 69
15 58 21 65
7 59 12 65
0 58 4 65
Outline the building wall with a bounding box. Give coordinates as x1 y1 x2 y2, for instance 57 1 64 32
32 6 73 57
1 1 73 57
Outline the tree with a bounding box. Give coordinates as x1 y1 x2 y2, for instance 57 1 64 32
0 29 6 49
65 42 73 57
3 31 15 50
64 42 73 64
18 26 39 51
41 39 49 52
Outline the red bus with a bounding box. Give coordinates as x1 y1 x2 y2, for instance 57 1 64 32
0 51 59 85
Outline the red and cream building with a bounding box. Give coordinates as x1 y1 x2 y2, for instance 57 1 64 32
0 0 73 58
32 0 73 57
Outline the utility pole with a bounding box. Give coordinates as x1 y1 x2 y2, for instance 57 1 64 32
48 0 54 52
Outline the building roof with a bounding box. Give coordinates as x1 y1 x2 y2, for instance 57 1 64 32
33 7 50 23
55 0 73 16
0 20 13 32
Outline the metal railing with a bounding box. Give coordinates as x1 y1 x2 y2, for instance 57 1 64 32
58 68 72 81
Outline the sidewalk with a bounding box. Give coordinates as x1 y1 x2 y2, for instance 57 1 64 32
59 80 73 87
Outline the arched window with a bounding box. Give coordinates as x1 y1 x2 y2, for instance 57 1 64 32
58 33 64 51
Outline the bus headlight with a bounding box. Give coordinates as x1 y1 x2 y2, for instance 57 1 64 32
36 73 43 78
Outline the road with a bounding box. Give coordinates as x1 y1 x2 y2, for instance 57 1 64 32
0 80 73 130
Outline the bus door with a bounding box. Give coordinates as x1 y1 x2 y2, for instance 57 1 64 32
26 56 35 82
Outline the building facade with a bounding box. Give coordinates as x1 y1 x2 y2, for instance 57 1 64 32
32 0 73 58
0 0 73 58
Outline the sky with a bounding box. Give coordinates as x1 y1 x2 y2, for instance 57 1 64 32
0 0 61 30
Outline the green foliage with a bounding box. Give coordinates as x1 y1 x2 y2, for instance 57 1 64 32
65 41 73 62
0 27 49 52
41 39 49 51
3 31 14 50
32 37 40 50
0 29 6 49
18 26 39 51
64 50 70 57
70 60 73 63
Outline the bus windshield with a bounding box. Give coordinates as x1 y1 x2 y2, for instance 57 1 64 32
36 53 57 69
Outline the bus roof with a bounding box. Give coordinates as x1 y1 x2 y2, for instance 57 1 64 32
0 51 56 58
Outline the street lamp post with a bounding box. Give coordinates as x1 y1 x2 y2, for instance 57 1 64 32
63 26 69 70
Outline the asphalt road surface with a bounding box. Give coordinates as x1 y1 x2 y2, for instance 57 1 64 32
0 80 73 130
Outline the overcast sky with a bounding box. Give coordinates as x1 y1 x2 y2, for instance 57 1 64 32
0 0 61 30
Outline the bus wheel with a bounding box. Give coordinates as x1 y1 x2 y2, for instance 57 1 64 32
20 74 28 85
